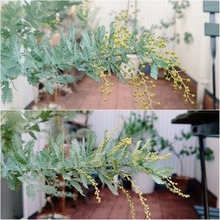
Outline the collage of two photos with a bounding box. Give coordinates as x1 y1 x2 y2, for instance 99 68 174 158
1 0 219 219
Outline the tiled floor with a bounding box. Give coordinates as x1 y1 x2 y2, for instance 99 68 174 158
54 75 197 110
37 187 201 219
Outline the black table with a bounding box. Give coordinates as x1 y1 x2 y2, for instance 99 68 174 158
172 110 219 219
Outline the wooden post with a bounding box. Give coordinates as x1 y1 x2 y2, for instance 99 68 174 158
58 174 65 213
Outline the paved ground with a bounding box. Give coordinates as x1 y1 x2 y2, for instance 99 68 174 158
37 186 201 219
56 75 197 110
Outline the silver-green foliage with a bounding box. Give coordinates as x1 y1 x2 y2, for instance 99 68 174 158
0 1 81 39
1 22 165 103
1 111 175 201
1 1 176 104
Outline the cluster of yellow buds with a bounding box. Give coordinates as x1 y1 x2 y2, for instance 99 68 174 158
114 137 132 151
97 6 195 109
145 151 172 162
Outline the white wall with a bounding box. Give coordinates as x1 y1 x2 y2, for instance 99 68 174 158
154 110 198 177
174 0 219 108
1 76 36 110
195 137 219 207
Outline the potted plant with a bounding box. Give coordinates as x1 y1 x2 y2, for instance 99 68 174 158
1 1 195 109
119 0 193 76
1 110 190 219
159 130 214 193
118 111 163 194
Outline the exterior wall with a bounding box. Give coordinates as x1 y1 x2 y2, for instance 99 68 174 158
174 0 219 107
1 76 36 110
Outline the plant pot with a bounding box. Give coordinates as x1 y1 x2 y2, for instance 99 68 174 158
37 212 70 219
32 101 66 110
120 54 140 79
72 113 89 125
141 63 165 79
172 176 191 193
132 172 155 194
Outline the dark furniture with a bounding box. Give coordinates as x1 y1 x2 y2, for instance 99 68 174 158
172 110 219 219
203 1 219 109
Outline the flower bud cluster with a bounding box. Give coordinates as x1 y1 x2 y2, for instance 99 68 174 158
97 7 195 108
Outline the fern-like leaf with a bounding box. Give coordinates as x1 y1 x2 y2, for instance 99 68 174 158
1 82 13 104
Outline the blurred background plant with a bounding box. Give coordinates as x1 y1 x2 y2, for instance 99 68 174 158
159 130 214 176
118 111 214 177
158 0 193 44
110 0 193 44
61 1 100 41
118 111 161 152
0 0 81 40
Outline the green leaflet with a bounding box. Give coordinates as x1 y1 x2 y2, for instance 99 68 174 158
96 26 106 42
31 50 43 62
99 174 118 196
26 184 57 200
8 175 21 191
80 32 91 50
1 156 7 178
70 139 81 158
156 166 174 177
51 75 75 84
1 82 13 104
52 133 64 158
150 174 164 185
18 175 40 183
35 185 57 195
29 132 37 140
14 151 28 166
150 62 158 80
80 175 89 189
44 81 54 94
105 181 118 196
35 71 55 79
67 26 76 42
110 63 127 84
29 124 40 132
84 70 100 83
69 180 84 196
86 132 97 154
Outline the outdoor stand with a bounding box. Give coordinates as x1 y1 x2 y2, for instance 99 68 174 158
203 1 219 109
172 110 219 219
